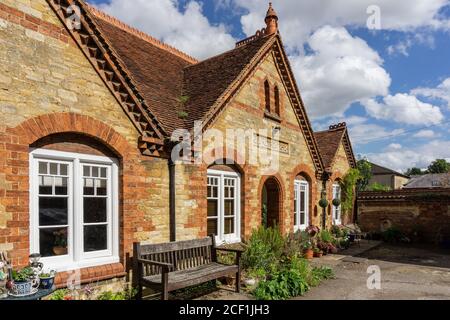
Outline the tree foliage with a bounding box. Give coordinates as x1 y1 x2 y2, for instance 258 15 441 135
427 159 450 174
356 159 372 191
341 168 361 216
405 167 424 176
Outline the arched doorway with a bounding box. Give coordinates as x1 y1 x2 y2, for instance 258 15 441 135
261 177 281 228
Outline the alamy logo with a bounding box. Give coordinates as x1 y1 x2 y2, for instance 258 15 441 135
367 5 381 30
367 265 381 290
66 5 81 31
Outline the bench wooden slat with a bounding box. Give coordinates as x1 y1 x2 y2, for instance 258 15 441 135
137 238 213 255
133 236 241 300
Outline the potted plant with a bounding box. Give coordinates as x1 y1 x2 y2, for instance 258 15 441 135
52 230 68 256
313 248 323 258
302 241 314 260
332 198 341 207
319 198 329 209
40 270 57 290
9 267 39 297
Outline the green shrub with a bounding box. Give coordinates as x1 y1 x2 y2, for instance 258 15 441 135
319 230 334 243
253 257 335 300
253 257 310 300
49 289 71 300
242 227 284 273
97 287 137 300
381 227 404 243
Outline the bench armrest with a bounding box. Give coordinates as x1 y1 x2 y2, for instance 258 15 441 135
215 247 244 254
137 258 173 271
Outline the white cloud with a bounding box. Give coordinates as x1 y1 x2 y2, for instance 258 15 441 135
412 77 450 108
293 26 391 118
386 33 435 57
413 129 437 138
386 143 402 150
367 140 450 172
96 0 236 59
348 123 405 146
363 93 444 125
236 0 450 47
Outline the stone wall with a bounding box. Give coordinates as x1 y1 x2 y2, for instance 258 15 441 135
0 0 170 284
176 53 322 239
357 189 450 243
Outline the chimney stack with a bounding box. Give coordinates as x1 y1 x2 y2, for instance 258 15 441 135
265 2 279 35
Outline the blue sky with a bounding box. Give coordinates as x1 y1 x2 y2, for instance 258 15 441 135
88 0 450 172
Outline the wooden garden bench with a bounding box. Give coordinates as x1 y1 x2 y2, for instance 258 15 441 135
133 236 242 300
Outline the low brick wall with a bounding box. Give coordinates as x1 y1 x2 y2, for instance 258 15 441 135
357 189 450 243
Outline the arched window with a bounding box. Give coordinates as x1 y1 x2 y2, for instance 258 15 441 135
30 142 119 270
264 80 271 113
332 183 342 225
274 86 280 116
207 166 241 244
294 178 309 231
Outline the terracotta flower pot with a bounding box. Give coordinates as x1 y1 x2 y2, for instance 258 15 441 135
53 246 67 256
313 251 323 258
304 249 314 260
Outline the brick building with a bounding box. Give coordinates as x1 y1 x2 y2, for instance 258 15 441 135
0 1 356 286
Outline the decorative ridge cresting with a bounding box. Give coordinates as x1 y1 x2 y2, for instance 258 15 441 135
87 4 199 65
329 122 347 131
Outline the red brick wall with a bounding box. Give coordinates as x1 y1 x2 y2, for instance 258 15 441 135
357 189 450 243
0 113 158 285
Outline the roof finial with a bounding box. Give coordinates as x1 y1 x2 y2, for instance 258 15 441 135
265 2 278 35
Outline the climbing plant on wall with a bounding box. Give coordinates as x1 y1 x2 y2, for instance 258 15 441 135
340 169 361 216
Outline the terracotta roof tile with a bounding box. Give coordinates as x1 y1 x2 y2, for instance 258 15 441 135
314 128 346 170
182 35 273 129
91 11 194 134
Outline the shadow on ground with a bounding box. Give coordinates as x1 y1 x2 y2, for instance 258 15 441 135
358 244 450 269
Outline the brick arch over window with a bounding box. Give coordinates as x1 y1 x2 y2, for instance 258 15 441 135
0 113 155 279
205 151 248 241
290 164 318 230
258 174 285 232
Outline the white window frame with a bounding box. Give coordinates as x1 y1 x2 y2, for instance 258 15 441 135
30 149 119 272
294 180 309 232
332 183 342 225
207 169 241 245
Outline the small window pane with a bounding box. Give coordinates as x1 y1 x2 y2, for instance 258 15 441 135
96 179 107 196
207 219 218 236
39 227 68 257
39 162 48 175
92 167 99 178
50 163 58 175
39 176 53 195
84 178 95 195
224 218 234 235
207 199 218 217
100 167 107 178
55 177 68 195
224 200 234 217
60 164 68 176
39 197 68 226
84 197 107 223
83 166 90 177
84 225 107 252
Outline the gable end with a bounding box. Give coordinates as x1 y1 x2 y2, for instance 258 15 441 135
46 0 167 157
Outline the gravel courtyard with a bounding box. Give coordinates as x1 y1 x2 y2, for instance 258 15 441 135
295 243 450 300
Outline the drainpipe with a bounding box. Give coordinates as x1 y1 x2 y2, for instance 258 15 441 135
169 158 176 242
321 171 331 230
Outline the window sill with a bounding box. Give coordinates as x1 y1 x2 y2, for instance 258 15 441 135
264 112 282 123
42 256 120 273
54 262 126 289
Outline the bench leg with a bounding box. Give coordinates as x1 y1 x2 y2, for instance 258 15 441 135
161 272 169 301
137 283 143 300
235 271 241 293
161 288 169 301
